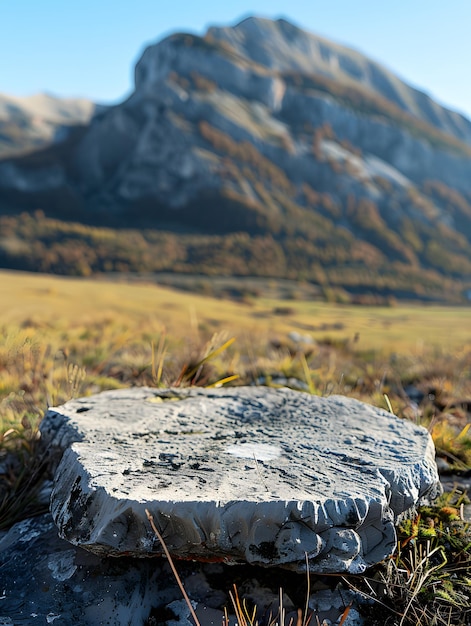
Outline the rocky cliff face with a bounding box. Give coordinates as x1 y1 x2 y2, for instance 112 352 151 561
0 16 470 299
207 18 471 144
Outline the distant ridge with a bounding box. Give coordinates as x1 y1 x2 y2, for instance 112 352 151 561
0 92 102 158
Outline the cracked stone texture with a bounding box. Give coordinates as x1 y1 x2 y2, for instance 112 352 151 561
0 514 366 626
40 386 440 574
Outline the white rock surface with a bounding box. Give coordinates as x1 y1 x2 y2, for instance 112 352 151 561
40 387 440 574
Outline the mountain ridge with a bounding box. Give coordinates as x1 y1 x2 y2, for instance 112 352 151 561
0 15 470 303
0 92 102 159
204 16 471 144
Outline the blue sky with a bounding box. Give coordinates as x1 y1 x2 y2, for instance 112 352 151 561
2 0 471 118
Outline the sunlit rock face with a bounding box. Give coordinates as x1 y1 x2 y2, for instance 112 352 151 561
40 386 440 574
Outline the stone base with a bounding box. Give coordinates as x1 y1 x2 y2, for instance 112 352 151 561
40 387 441 573
0 515 366 626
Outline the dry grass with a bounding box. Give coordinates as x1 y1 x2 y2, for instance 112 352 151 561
346 491 471 625
1 269 470 353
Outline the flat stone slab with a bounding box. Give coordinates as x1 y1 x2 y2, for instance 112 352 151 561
40 387 440 574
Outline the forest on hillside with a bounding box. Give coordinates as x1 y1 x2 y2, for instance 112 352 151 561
0 210 469 304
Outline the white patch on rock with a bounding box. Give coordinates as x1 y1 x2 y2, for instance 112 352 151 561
225 442 282 461
47 550 77 581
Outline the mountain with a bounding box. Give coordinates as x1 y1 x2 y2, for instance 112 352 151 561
0 16 470 303
0 92 102 159
208 17 471 145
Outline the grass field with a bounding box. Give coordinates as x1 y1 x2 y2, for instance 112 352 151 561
1 267 470 424
1 269 470 353
1 269 471 624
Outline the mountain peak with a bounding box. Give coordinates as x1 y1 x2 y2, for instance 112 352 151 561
204 15 471 139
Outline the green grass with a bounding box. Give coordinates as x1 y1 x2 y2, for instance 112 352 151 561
1 269 471 624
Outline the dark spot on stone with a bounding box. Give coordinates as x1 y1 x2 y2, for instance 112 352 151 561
76 407 90 413
345 509 360 525
277 467 296 480
68 477 82 507
122 468 131 475
62 479 93 542
190 464 215 472
143 459 156 467
146 605 178 625
249 541 279 561
158 452 183 470
159 453 177 461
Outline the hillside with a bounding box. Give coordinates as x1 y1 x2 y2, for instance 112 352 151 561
0 92 101 158
0 16 470 303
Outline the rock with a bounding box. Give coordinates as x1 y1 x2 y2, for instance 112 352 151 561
0 514 164 625
40 387 440 574
0 513 368 626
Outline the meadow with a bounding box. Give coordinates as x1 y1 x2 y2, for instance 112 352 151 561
1 268 471 625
